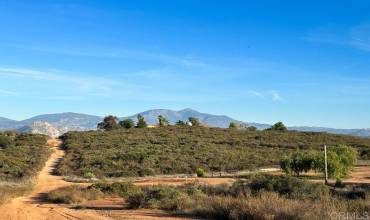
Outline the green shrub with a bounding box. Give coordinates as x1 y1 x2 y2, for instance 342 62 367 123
127 185 189 210
136 114 147 128
0 136 13 148
90 182 141 197
83 172 96 179
280 151 314 176
314 145 357 180
97 115 120 131
266 121 287 131
119 119 135 129
196 168 205 177
229 122 239 129
248 175 329 199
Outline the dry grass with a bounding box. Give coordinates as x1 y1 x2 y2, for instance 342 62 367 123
187 192 322 220
45 185 104 204
0 181 33 205
44 177 369 220
124 177 369 220
45 182 141 204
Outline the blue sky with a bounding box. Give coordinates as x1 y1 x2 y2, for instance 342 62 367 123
1 0 370 128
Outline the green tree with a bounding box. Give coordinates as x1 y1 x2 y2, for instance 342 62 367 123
280 151 314 177
268 121 287 131
119 119 135 129
247 126 257 131
158 115 170 127
314 145 357 180
188 117 201 126
136 114 148 128
229 122 239 129
97 115 120 131
175 120 186 126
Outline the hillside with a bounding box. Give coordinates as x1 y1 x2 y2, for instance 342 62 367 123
0 117 18 130
0 132 49 181
0 113 103 137
56 127 370 178
290 126 370 137
20 112 102 130
0 109 369 137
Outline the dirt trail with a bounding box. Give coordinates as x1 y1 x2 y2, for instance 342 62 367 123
0 139 106 220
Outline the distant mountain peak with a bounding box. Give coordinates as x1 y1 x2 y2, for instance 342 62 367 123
179 108 198 112
0 109 369 137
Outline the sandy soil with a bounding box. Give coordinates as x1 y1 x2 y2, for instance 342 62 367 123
344 166 370 184
133 177 234 186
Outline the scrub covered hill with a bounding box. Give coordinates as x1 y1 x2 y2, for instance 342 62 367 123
57 126 370 178
0 132 50 180
0 132 50 204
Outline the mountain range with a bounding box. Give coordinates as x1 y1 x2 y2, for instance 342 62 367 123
0 109 369 138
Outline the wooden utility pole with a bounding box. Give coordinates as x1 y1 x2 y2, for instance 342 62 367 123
324 145 328 185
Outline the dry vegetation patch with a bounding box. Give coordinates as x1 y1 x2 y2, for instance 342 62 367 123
45 176 369 220
57 127 370 178
0 132 50 203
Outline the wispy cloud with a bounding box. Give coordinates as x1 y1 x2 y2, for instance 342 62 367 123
248 90 264 98
304 24 370 52
269 90 283 101
0 67 115 95
350 24 370 51
0 66 220 103
248 90 283 101
0 89 18 96
0 43 209 68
